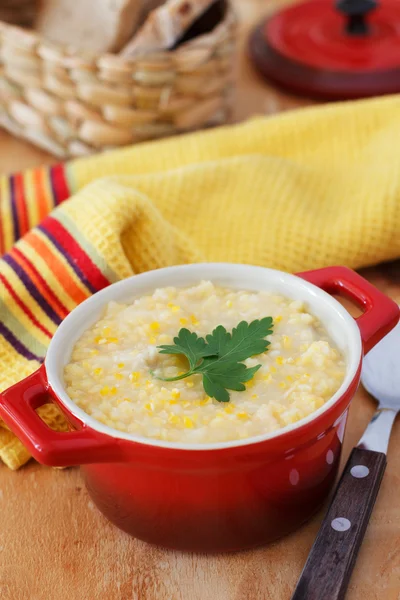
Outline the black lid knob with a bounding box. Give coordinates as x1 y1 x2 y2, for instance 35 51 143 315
336 0 378 35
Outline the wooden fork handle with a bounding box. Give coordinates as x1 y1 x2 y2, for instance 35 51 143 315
291 447 386 600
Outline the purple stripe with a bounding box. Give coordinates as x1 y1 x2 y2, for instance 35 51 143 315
0 321 42 362
9 176 20 242
38 223 97 294
49 168 59 207
2 253 61 325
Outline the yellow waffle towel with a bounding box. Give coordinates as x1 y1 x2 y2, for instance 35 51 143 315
1 95 400 468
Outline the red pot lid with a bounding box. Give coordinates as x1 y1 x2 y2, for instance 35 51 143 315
248 0 400 99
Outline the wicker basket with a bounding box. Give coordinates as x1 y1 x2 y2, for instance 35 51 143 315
0 4 236 158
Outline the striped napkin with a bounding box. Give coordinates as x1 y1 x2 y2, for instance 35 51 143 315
2 94 400 468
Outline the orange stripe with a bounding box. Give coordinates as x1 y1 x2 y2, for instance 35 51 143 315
0 175 11 256
26 232 88 305
0 192 5 256
14 173 29 236
10 247 68 320
33 168 51 222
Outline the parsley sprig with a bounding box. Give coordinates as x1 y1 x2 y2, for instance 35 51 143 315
151 318 273 402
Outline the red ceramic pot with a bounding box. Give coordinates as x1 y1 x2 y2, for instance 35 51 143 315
0 264 398 552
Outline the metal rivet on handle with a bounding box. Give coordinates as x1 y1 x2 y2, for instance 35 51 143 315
289 469 300 486
331 517 351 532
326 450 334 464
350 465 370 479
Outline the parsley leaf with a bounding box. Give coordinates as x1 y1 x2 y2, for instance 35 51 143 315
200 362 261 403
151 318 273 402
205 318 273 363
158 328 215 370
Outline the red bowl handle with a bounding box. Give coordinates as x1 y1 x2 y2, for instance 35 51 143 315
0 365 122 467
297 266 399 354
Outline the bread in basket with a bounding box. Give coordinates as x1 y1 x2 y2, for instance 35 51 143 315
0 0 236 158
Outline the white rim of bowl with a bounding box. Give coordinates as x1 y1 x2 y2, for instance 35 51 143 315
46 263 362 451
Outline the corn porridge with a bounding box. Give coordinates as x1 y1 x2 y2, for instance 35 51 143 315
64 281 346 443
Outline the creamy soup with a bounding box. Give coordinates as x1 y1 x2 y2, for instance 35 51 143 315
64 281 346 443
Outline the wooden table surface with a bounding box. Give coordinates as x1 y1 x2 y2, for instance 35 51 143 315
0 2 399 599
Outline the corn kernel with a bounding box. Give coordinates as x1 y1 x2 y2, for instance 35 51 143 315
190 314 199 325
271 403 284 416
117 363 125 368
93 367 103 376
286 375 293 382
251 393 258 399
115 373 123 380
100 386 109 396
282 335 292 349
109 386 117 395
179 317 188 325
275 315 282 323
144 402 153 412
276 356 285 365
262 373 272 382
171 390 181 400
186 381 194 388
270 366 277 373
183 417 194 429
150 322 160 331
226 300 233 308
168 303 180 312
129 372 141 382
168 414 180 425
102 326 111 336
279 382 287 389
94 336 104 344
107 337 119 344
200 397 210 405
169 399 178 405
237 412 249 420
90 349 99 356
149 336 157 344
246 379 255 389
224 404 235 414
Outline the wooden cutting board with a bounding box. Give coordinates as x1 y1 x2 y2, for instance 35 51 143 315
0 1 399 599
